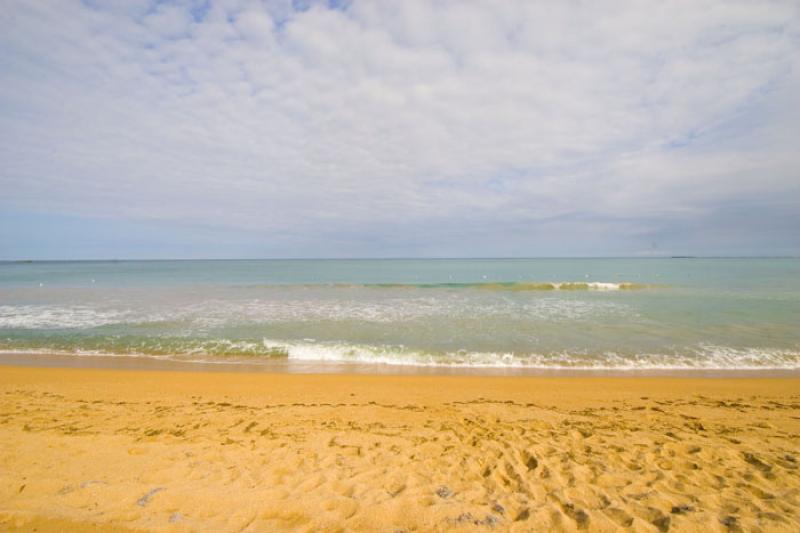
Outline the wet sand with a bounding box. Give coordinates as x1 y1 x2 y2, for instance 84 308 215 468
1 365 799 531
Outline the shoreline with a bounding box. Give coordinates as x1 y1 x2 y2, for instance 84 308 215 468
1 351 800 378
1 365 799 530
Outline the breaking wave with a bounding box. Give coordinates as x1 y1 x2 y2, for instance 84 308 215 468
333 281 653 291
1 338 798 370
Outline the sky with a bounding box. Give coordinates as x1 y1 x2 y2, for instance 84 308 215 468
1 0 799 259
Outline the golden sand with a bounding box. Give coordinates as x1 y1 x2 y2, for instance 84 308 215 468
1 365 799 532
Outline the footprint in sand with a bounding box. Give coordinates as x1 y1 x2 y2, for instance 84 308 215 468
604 507 633 527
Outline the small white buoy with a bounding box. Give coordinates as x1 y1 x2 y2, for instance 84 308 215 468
39 282 43 287
585 274 590 278
91 279 95 283
482 275 487 279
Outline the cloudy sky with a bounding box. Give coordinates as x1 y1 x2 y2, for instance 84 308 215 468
1 0 799 259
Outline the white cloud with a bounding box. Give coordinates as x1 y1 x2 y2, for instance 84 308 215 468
1 0 799 256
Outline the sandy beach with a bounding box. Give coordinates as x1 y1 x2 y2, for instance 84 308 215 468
1 365 799 532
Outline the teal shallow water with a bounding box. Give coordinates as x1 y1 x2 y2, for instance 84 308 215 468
1 259 799 369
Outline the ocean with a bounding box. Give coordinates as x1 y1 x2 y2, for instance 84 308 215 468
1 258 799 371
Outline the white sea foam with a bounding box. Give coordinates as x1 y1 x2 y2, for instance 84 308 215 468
0 297 629 329
582 282 624 290
253 339 800 370
0 305 131 329
2 339 798 369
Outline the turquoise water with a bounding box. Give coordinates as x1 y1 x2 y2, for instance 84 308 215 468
1 259 799 369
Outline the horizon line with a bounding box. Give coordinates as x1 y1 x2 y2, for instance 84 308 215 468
2 256 799 263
